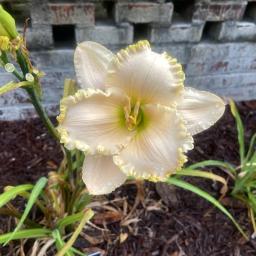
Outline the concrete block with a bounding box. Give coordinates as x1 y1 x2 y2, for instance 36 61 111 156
186 72 256 90
149 22 205 43
186 57 256 76
0 89 29 106
0 86 63 106
22 25 54 49
30 50 74 70
49 3 95 25
189 43 256 63
75 23 133 45
31 0 51 26
0 103 59 121
192 0 247 22
31 1 95 26
114 2 173 24
153 44 191 65
209 21 256 42
215 85 256 101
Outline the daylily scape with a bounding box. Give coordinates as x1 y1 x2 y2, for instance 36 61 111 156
57 40 225 195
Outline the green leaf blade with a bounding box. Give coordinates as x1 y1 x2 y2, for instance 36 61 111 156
4 177 48 245
0 184 33 208
0 229 51 244
166 177 248 240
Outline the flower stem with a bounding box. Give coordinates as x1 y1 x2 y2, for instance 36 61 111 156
25 86 59 141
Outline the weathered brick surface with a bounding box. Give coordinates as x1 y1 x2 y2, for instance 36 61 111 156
2 0 256 120
192 0 247 22
189 43 256 63
185 56 256 76
31 1 95 26
114 2 173 24
76 23 133 45
18 25 54 49
149 22 205 43
209 21 256 41
49 3 95 25
0 103 59 121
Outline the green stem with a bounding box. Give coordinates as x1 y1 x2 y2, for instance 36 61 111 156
25 87 59 141
16 48 29 75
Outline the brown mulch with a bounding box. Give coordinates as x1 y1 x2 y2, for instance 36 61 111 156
0 101 256 255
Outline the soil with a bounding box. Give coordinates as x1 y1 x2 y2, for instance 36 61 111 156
0 101 256 256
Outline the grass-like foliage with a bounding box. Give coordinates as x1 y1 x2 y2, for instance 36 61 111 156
186 100 256 237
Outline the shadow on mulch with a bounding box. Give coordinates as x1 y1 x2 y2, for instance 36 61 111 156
0 101 256 256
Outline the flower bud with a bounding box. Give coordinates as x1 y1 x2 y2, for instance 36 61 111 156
0 5 18 39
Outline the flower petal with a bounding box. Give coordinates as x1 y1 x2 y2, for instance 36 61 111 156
57 88 133 154
113 105 193 181
82 155 127 195
74 41 114 90
106 40 184 106
177 87 225 136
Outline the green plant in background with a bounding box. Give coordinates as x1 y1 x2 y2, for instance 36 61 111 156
0 5 251 255
186 100 256 237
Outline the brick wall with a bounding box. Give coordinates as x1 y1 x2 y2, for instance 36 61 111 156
0 0 256 120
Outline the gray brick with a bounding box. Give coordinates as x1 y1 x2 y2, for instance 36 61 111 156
186 56 256 76
49 3 95 26
114 2 173 24
0 103 59 121
212 85 256 101
209 21 256 42
30 0 51 26
23 25 53 49
186 72 256 90
189 43 256 63
149 22 204 43
193 0 247 22
30 50 74 69
75 23 133 45
31 1 95 26
153 44 191 65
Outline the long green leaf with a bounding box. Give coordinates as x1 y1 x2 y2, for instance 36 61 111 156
230 100 245 166
57 211 84 231
4 177 48 245
0 184 33 208
245 133 256 163
52 230 74 256
176 169 228 194
53 229 86 256
166 177 248 240
0 229 51 244
56 209 94 256
187 160 236 175
0 81 32 95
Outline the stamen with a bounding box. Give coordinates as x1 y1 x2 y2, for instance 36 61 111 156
123 100 141 131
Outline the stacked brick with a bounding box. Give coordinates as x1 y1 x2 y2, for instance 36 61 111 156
0 0 256 120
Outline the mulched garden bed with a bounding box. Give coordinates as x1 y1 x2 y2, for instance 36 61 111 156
0 101 256 256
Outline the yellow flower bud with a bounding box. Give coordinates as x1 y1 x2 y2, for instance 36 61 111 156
0 5 18 39
0 35 9 51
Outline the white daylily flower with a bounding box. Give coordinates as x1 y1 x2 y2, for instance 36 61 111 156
57 40 225 195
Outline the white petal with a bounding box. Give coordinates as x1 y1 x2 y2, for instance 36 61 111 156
106 40 184 106
74 41 114 90
177 87 225 136
57 88 133 154
82 155 127 195
113 105 193 181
